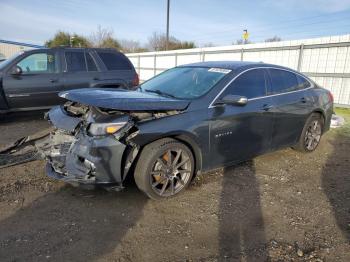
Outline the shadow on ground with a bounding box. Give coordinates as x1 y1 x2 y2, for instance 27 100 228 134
218 162 269 261
0 110 47 124
322 132 350 243
0 183 147 262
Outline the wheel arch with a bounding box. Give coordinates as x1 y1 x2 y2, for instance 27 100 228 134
173 134 203 175
311 109 326 130
122 132 203 181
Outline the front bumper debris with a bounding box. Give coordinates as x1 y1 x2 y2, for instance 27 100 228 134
45 106 127 189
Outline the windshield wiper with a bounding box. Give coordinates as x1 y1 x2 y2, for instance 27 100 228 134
144 89 178 99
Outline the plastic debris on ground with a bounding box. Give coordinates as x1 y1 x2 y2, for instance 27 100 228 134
330 114 345 128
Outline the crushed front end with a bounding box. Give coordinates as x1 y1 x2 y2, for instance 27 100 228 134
44 104 134 190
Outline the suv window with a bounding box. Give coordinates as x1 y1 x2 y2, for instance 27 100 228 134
221 69 267 99
97 51 132 70
86 53 97 71
269 69 299 94
296 75 311 90
17 52 56 74
65 51 86 72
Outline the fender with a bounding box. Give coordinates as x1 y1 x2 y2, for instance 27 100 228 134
128 109 209 172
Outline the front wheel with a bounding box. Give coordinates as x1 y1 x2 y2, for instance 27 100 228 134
293 113 324 153
134 138 195 200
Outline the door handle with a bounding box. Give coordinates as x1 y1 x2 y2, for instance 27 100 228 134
50 79 58 83
300 97 307 103
261 104 273 111
93 77 99 80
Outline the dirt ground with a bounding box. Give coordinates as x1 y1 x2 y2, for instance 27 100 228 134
0 109 349 262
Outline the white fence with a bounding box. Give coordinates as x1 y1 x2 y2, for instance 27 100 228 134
127 34 350 107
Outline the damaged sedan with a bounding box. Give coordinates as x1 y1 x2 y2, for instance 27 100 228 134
44 61 333 199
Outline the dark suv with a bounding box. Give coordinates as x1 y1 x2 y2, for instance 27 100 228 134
0 47 138 113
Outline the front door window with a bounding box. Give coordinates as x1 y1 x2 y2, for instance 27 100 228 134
17 53 56 74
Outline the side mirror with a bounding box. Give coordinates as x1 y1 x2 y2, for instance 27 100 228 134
215 94 248 106
11 66 22 76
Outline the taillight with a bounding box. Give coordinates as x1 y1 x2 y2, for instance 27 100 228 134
132 73 139 87
328 91 334 103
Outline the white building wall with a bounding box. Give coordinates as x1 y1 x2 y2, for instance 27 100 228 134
0 42 34 58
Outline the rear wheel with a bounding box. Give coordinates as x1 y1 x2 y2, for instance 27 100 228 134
134 138 195 200
293 113 323 153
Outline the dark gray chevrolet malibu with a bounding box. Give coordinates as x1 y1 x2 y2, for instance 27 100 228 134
44 61 333 199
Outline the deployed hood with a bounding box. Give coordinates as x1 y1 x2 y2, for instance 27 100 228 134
59 88 190 111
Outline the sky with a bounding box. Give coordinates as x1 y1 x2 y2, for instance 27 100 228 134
1 0 350 47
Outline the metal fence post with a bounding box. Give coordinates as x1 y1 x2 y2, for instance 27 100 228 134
154 54 157 76
202 51 206 62
175 52 178 66
137 55 141 75
297 44 304 71
240 48 244 61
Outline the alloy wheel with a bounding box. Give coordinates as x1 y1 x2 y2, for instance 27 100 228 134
304 120 322 151
150 149 192 197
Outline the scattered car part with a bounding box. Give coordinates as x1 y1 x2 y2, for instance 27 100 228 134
330 114 345 128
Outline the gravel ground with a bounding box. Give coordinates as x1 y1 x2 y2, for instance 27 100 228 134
0 109 349 262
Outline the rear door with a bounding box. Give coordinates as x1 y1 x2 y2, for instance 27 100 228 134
2 50 62 108
208 68 274 168
267 68 313 149
61 50 100 92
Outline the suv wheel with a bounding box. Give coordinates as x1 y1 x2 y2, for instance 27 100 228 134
134 138 194 200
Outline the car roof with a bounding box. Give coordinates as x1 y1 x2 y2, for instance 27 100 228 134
180 61 292 71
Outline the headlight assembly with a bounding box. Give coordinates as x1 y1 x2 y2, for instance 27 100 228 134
88 122 127 136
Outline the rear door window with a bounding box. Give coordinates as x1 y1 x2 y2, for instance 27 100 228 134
296 75 311 90
268 69 299 94
221 69 267 99
65 51 87 72
97 51 132 70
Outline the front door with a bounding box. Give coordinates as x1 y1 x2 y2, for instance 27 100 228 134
2 51 62 108
208 68 274 169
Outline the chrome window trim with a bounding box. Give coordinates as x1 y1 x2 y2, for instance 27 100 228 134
209 66 314 108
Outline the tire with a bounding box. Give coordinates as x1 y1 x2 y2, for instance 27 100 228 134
134 138 195 200
293 113 324 153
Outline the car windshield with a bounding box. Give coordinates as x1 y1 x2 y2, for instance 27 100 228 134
140 67 231 99
0 52 23 70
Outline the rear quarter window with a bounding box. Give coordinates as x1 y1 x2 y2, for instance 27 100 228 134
296 75 311 89
268 69 299 94
97 51 132 70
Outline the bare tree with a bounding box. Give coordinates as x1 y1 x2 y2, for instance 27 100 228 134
202 42 215 47
265 36 282 42
233 39 253 45
120 39 148 53
147 32 196 51
90 25 121 49
148 32 167 51
234 39 244 45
